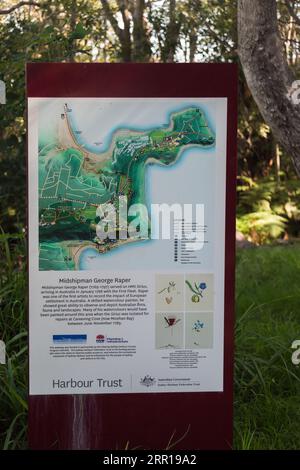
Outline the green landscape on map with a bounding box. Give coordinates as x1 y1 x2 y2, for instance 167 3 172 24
39 106 215 271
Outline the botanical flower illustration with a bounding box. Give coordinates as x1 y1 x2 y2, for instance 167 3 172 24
164 315 181 328
193 320 204 332
159 314 182 347
158 281 180 304
185 280 207 303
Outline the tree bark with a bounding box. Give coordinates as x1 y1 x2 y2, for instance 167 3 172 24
161 0 181 63
68 0 77 62
189 28 197 62
238 0 300 176
117 0 132 62
129 0 151 61
100 0 132 62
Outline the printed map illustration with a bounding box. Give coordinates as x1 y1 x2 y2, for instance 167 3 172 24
39 103 215 270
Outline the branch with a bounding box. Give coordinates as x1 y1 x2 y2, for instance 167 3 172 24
203 20 234 52
0 1 41 15
284 0 300 27
76 49 93 57
100 0 132 61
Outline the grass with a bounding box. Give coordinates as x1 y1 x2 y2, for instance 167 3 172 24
0 232 27 450
234 246 300 449
0 234 300 449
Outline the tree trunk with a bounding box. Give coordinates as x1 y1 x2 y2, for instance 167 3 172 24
129 0 151 61
161 0 181 63
189 28 197 63
238 0 300 176
68 0 77 62
100 0 132 62
118 0 132 62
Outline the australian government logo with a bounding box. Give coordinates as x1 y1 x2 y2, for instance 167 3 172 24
140 375 156 387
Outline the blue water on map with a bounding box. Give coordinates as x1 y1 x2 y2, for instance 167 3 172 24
78 239 153 269
67 102 216 156
72 100 217 271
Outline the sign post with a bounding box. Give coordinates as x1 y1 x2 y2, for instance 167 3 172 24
27 63 237 450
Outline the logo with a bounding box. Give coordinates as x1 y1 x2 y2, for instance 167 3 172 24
96 335 128 344
52 334 87 344
96 334 106 343
140 375 156 387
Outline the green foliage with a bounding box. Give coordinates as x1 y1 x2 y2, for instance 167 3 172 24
234 246 300 449
70 22 88 40
237 177 300 243
237 212 287 243
0 232 27 449
0 1 108 233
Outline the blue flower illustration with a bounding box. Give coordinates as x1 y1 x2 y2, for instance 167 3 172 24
199 282 207 290
193 320 204 332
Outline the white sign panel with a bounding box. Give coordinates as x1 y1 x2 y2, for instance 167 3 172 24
28 97 227 395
